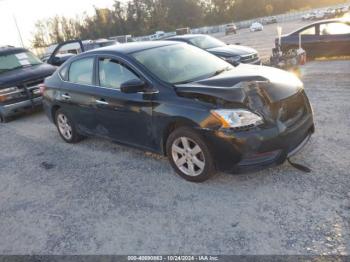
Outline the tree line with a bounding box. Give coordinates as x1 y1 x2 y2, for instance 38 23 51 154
32 0 347 47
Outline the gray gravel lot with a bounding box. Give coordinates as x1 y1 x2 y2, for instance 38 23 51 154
0 22 350 255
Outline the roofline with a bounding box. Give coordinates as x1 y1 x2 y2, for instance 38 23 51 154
85 41 181 55
286 18 350 35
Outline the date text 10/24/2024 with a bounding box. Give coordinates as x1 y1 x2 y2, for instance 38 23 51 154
127 256 219 261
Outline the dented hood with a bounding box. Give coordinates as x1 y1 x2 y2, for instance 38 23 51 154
175 64 303 104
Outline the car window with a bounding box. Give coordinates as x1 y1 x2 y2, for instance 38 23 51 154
320 22 350 35
98 58 139 89
69 57 94 85
56 42 82 56
300 26 316 35
59 65 69 81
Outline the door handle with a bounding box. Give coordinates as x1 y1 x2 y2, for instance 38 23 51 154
61 93 71 100
95 99 109 106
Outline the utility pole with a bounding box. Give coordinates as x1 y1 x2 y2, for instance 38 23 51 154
13 14 24 47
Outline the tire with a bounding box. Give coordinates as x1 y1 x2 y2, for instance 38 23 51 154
166 127 216 182
55 109 84 143
0 113 9 123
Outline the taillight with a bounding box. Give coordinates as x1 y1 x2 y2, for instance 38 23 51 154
39 83 46 95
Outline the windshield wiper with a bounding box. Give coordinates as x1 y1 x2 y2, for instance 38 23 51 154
211 66 232 77
173 66 233 85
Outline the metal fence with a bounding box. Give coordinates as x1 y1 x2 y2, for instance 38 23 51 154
31 1 350 55
133 2 350 40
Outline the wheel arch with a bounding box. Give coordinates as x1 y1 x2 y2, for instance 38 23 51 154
51 104 61 123
161 118 200 156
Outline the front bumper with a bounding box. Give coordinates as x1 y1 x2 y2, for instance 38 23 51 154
201 113 315 173
0 97 43 118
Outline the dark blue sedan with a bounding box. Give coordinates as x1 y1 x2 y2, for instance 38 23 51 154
42 41 314 182
279 19 350 58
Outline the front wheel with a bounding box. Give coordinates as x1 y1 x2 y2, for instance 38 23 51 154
166 127 216 182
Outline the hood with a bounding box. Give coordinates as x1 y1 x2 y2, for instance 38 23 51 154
175 64 303 105
175 64 307 127
207 45 257 57
0 63 56 88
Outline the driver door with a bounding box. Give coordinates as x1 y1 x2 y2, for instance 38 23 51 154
318 22 350 56
92 56 156 150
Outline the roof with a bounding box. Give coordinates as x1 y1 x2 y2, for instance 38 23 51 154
303 18 350 27
288 18 350 34
166 34 204 40
87 41 180 55
0 46 28 56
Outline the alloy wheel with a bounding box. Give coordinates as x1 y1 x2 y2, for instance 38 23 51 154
57 113 73 140
171 137 206 177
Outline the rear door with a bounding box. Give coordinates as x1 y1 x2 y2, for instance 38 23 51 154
58 55 99 133
318 22 350 56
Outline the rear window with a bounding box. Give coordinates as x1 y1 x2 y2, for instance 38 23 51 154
68 58 94 85
59 65 69 81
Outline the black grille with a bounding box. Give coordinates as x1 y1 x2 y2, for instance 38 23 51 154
21 78 44 98
24 78 44 88
240 53 259 64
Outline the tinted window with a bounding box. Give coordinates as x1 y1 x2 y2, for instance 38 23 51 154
300 26 316 35
98 58 139 89
132 44 232 84
59 65 69 81
320 22 350 35
69 58 94 85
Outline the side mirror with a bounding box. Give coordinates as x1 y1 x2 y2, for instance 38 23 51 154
51 56 62 66
120 79 146 94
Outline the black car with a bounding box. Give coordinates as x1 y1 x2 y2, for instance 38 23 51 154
0 46 56 122
42 41 314 182
278 19 350 58
42 39 119 66
166 34 261 65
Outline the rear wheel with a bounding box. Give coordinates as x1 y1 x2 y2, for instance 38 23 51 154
166 127 216 182
0 113 9 123
55 109 84 143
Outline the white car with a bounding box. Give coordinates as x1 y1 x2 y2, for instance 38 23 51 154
315 11 326 20
250 22 263 32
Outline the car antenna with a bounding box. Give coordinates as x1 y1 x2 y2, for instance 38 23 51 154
287 158 312 173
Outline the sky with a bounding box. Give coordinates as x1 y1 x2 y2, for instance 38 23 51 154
0 0 118 47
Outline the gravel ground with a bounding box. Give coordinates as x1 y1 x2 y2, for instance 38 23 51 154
0 22 350 255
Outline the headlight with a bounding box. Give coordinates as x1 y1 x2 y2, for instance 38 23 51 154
0 87 19 95
0 86 22 102
211 109 263 129
220 56 241 64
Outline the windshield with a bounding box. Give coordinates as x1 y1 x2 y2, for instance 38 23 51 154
132 44 232 84
0 51 42 74
188 35 226 50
